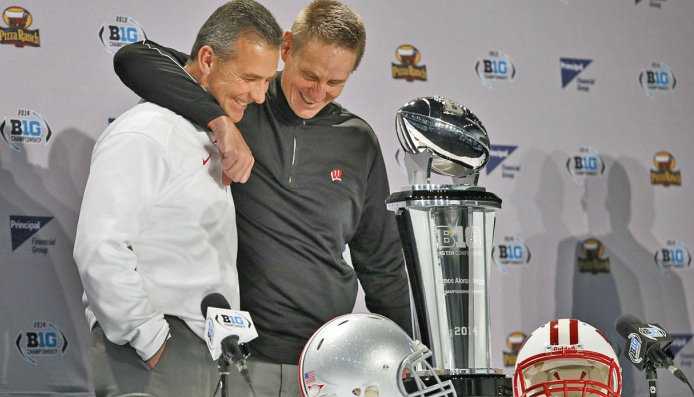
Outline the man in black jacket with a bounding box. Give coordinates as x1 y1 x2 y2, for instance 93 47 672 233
113 1 412 396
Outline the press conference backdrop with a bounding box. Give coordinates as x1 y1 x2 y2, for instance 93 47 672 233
1 1 692 396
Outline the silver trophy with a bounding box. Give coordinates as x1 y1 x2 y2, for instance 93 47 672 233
387 97 510 396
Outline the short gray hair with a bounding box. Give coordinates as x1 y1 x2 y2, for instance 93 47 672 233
189 0 282 63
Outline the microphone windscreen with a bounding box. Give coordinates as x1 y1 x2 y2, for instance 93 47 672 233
615 313 643 338
201 292 231 317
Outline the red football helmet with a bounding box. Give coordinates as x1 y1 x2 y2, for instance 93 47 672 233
514 319 622 397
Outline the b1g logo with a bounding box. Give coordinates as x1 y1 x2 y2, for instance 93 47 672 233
566 147 605 184
98 16 147 55
492 236 531 273
475 51 516 89
0 110 52 151
639 62 676 98
436 224 482 255
15 322 68 365
654 240 691 274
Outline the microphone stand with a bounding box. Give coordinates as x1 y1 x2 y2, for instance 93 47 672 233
646 362 658 397
217 353 231 397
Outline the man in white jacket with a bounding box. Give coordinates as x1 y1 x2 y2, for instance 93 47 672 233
73 1 281 396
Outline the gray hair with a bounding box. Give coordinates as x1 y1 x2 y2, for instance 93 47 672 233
189 0 283 63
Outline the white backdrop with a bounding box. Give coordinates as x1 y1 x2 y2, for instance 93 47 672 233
1 1 692 396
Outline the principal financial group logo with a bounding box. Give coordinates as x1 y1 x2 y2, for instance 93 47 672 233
16 321 68 365
1 109 52 152
560 58 594 91
0 6 40 47
475 51 516 89
650 151 681 186
639 62 676 99
392 44 427 82
9 215 54 253
99 16 147 55
486 144 519 178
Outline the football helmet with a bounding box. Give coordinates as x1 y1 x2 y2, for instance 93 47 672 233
514 319 622 397
299 313 457 397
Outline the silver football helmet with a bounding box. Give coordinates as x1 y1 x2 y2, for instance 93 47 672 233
396 96 490 178
299 313 457 397
514 319 622 397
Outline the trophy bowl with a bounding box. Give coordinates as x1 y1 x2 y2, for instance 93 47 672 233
396 96 490 177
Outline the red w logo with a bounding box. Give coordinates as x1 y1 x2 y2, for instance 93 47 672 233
331 169 343 181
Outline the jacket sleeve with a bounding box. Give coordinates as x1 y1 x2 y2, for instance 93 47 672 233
74 132 171 361
349 137 413 336
113 39 226 128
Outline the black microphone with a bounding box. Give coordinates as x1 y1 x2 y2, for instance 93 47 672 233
615 313 689 385
200 293 253 388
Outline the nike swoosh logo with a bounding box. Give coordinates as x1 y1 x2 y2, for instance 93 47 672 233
203 154 211 165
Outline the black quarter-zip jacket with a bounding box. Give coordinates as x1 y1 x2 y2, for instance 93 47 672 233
114 40 412 364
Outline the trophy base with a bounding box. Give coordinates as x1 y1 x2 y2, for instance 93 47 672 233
403 373 512 397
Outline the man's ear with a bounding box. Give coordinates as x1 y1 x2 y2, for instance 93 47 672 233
280 31 292 62
197 45 216 75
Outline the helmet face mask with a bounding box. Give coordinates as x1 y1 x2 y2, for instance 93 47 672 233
513 319 622 397
299 313 457 397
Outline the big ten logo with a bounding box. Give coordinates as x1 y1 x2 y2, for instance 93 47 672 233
567 147 605 183
497 236 528 262
99 16 147 55
654 240 691 273
108 16 139 43
16 322 67 364
1 109 51 151
640 62 676 98
220 314 245 327
475 51 516 88
436 225 482 250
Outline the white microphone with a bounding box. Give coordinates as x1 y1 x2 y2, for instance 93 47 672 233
200 292 258 388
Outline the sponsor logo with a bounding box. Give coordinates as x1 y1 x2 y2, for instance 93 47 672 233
0 6 40 47
392 44 427 82
486 144 519 178
577 238 611 274
650 151 681 186
492 236 531 273
654 240 691 275
15 321 68 365
203 154 211 165
331 169 342 182
98 16 147 55
503 331 527 367
566 147 605 184
560 58 594 91
1 109 52 152
669 334 693 357
636 0 667 9
9 215 54 253
639 62 676 98
475 51 516 89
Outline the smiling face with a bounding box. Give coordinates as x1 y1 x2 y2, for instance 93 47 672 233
280 33 357 119
200 36 279 122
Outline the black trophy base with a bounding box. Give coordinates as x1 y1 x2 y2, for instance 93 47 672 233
403 373 513 397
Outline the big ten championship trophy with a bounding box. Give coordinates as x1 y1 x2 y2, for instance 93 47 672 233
386 97 511 397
